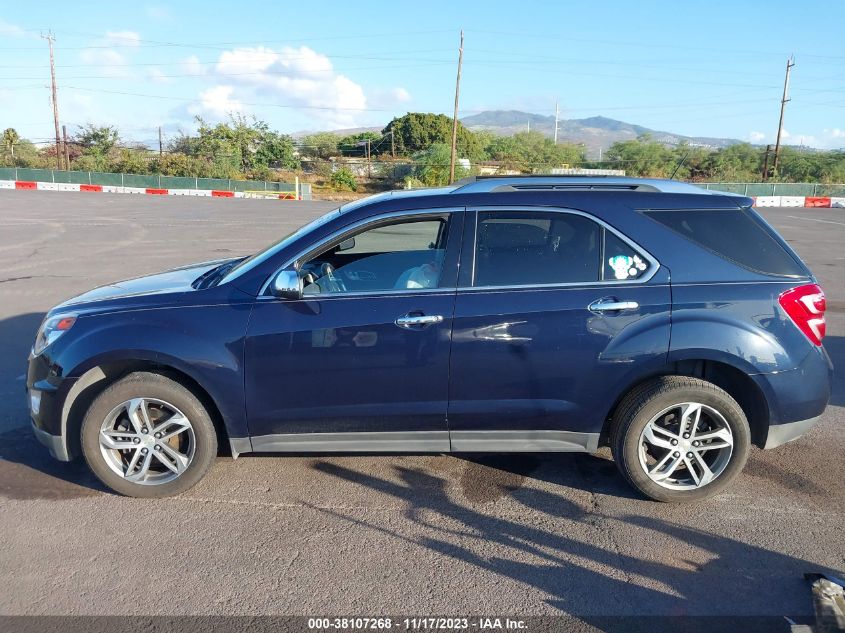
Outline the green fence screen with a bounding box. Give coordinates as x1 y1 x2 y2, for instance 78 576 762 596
0 167 310 198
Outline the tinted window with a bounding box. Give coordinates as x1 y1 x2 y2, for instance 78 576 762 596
604 230 651 281
644 208 804 276
301 217 449 294
474 211 601 286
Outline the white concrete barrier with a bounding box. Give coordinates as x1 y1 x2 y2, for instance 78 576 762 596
831 197 845 208
57 183 81 192
755 196 782 207
36 182 59 191
780 196 806 207
0 180 14 189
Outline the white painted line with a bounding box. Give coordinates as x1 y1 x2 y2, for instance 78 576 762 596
787 215 845 227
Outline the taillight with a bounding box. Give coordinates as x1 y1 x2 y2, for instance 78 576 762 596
779 284 826 346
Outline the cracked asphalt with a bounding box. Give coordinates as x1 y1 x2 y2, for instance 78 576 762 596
0 191 843 619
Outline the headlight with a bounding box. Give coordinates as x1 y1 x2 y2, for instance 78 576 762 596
33 314 77 356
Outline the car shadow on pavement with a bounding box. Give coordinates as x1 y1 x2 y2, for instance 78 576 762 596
308 457 836 622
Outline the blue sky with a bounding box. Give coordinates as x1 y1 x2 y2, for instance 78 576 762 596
1 0 843 149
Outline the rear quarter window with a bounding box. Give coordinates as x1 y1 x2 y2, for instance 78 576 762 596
643 208 805 277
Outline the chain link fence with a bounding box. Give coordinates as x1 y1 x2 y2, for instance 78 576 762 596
0 167 311 198
700 182 845 196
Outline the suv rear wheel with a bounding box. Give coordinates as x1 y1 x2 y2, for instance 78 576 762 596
610 376 750 502
81 372 218 498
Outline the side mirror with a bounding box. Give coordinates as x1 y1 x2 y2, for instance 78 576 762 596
271 269 303 300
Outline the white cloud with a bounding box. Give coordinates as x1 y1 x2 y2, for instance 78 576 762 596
209 45 369 128
748 131 765 143
824 128 844 139
0 18 29 38
188 85 244 118
180 55 206 76
145 5 171 20
105 30 141 47
147 68 175 84
80 48 129 77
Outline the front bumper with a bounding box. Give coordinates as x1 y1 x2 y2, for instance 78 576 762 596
31 419 71 461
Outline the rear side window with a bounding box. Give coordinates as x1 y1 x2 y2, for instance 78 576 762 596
643 208 804 276
473 210 652 287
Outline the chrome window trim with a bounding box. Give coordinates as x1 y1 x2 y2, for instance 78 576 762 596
258 207 463 298
466 205 660 289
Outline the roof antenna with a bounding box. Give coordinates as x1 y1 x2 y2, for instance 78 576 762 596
669 148 691 180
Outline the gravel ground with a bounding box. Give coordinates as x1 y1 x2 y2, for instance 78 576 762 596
0 191 842 620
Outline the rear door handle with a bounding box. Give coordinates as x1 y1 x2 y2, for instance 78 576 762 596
395 313 444 329
588 299 639 313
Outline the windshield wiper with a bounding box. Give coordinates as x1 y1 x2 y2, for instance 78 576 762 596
192 258 246 289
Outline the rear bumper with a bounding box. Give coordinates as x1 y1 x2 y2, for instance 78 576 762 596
763 415 823 449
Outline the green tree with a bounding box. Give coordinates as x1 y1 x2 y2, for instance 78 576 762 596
484 131 585 173
338 131 382 157
2 128 19 161
413 142 468 186
605 135 674 177
704 143 762 181
382 113 481 160
75 124 120 154
300 132 341 159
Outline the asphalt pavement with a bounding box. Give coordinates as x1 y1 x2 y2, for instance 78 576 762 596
0 191 843 620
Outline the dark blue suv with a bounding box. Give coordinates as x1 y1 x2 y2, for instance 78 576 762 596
27 176 833 501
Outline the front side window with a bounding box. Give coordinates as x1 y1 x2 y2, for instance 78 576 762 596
300 216 449 295
473 210 651 287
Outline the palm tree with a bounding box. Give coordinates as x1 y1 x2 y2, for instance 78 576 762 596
3 128 19 161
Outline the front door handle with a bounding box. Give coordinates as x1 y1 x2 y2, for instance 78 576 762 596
588 299 639 313
395 313 444 329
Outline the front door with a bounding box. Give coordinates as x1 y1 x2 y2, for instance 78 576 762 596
244 210 463 452
447 208 671 451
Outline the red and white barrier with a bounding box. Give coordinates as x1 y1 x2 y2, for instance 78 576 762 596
0 180 300 200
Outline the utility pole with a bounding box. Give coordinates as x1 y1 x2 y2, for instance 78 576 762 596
42 32 62 171
62 125 70 169
158 126 163 156
389 129 395 159
553 101 559 144
449 29 464 184
366 139 371 178
773 56 795 177
762 144 772 181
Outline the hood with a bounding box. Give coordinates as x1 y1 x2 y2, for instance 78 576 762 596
55 257 238 312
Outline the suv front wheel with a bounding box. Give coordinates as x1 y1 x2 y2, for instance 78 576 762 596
610 376 751 502
81 372 218 498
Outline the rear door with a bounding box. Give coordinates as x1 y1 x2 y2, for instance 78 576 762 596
447 207 671 451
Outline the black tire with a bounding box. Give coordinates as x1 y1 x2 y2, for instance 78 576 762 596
81 372 218 498
610 376 750 503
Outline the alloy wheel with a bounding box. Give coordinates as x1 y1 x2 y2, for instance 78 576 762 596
98 397 196 485
637 402 734 490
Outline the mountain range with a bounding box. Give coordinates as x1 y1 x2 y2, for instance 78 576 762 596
313 110 744 159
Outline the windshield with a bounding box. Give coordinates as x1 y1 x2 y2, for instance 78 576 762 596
218 208 343 285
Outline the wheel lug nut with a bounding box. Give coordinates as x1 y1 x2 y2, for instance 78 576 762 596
686 452 693 458
693 441 700 447
133 437 140 444
671 439 678 446
154 445 161 451
154 432 162 439
141 428 148 434
141 448 148 454
673 451 680 457
683 433 690 439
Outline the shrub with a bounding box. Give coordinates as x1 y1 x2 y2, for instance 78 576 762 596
330 167 358 191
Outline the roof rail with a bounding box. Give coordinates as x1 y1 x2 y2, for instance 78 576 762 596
451 175 721 195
